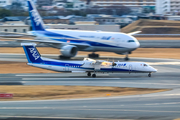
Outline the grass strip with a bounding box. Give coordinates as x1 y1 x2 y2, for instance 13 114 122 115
0 86 169 101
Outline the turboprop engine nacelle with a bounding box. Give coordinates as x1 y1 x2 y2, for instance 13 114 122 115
60 45 78 57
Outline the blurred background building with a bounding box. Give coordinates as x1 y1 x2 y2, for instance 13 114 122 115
37 0 52 7
0 0 12 7
80 0 156 13
0 16 29 33
156 0 180 15
1 0 180 34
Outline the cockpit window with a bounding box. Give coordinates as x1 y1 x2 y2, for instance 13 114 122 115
144 64 148 67
128 40 135 42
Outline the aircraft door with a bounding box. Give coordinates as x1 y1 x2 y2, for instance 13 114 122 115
114 38 120 46
94 64 101 71
65 64 69 71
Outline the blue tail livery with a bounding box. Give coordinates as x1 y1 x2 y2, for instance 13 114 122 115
21 43 44 63
27 0 45 31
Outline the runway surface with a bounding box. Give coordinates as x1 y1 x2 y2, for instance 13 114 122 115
1 89 180 120
0 54 180 119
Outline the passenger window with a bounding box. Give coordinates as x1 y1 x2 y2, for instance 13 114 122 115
128 40 135 42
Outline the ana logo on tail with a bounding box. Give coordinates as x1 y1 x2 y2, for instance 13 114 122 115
29 48 40 60
30 9 42 26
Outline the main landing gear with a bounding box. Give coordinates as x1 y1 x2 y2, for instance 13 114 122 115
88 53 99 58
148 73 151 77
92 74 96 78
87 72 96 78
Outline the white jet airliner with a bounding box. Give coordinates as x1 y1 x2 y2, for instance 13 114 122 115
21 43 157 77
3 0 140 60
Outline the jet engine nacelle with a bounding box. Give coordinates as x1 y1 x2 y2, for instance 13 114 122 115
60 45 78 57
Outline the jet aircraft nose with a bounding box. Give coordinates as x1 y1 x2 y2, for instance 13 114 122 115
129 38 140 49
134 41 140 48
129 40 140 51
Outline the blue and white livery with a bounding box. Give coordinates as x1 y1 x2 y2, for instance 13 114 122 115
22 43 157 77
23 0 140 60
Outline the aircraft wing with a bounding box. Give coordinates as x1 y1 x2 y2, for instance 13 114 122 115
82 58 113 71
92 60 112 66
128 31 141 36
0 37 91 49
0 35 114 49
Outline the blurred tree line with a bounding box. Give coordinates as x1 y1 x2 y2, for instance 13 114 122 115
0 2 131 18
0 1 29 18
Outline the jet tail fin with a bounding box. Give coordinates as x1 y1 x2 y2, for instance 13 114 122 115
21 43 44 63
27 0 45 31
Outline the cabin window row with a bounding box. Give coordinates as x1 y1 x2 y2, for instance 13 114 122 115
114 65 127 68
70 66 81 68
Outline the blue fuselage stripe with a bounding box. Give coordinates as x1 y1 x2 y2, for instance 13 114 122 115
36 60 140 72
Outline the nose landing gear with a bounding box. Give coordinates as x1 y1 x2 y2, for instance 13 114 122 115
148 73 151 77
125 54 129 61
87 72 91 77
88 53 99 58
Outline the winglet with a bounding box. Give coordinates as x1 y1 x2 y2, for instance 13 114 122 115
21 43 44 63
128 31 141 36
27 0 45 31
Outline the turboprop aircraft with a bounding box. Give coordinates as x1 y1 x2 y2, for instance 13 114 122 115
1 0 140 60
21 43 157 77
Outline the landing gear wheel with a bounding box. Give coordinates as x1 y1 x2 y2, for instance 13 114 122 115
92 74 96 78
148 73 151 77
124 57 129 61
88 53 99 58
124 53 129 61
59 55 71 60
87 72 91 77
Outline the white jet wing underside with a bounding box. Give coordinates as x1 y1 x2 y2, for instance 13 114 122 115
0 37 90 49
0 36 113 49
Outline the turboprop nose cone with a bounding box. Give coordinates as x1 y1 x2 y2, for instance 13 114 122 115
150 67 157 72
